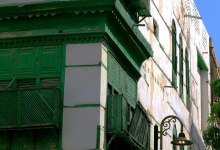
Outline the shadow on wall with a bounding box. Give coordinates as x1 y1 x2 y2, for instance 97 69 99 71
191 122 207 150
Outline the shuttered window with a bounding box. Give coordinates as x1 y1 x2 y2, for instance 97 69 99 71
179 36 184 100
107 53 137 108
186 56 190 112
172 21 177 86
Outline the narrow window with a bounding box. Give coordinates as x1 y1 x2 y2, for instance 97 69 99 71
179 36 184 100
185 50 190 112
172 20 177 86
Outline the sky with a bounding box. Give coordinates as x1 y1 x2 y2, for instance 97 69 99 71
194 0 220 64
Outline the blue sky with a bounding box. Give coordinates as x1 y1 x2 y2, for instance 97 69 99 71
194 0 220 64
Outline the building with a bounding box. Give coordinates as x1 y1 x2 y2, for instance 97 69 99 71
0 0 212 150
209 38 220 127
209 38 220 105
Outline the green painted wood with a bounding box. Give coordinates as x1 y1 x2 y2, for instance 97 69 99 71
197 49 208 71
115 0 153 58
107 53 137 108
58 44 66 150
172 21 177 86
0 48 13 77
179 36 184 100
120 0 151 23
0 87 61 129
0 0 114 14
106 96 148 150
0 12 107 34
129 102 151 149
0 2 153 73
186 56 190 112
0 45 61 80
17 90 21 126
96 125 101 149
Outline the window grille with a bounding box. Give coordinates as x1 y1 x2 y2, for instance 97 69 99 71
0 87 61 129
106 95 151 150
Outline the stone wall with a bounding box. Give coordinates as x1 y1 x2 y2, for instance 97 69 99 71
137 0 210 149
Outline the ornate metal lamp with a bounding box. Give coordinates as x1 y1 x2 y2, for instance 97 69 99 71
171 131 193 145
154 115 193 150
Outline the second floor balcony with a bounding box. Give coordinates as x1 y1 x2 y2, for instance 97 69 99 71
0 87 61 129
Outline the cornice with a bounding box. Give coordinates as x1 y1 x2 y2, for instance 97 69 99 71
0 5 113 20
0 33 105 47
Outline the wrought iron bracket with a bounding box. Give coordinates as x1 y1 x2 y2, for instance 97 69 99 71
156 115 184 150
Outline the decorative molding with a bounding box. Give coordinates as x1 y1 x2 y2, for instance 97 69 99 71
110 9 152 58
0 33 105 47
0 5 113 20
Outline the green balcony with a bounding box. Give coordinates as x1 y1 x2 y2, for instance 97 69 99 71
0 87 61 129
107 95 151 150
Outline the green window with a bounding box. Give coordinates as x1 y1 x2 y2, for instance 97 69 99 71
107 52 137 108
179 36 184 100
0 45 62 150
107 52 151 150
186 55 190 112
172 21 177 86
106 95 151 150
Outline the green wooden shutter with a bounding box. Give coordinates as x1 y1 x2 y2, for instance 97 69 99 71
172 26 177 86
108 54 114 84
107 52 137 108
179 37 184 100
186 56 190 112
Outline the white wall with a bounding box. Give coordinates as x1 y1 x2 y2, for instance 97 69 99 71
62 43 107 150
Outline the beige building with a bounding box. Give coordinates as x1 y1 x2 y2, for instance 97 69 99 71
138 0 210 149
0 0 213 150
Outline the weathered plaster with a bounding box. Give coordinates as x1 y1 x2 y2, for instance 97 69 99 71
137 0 210 149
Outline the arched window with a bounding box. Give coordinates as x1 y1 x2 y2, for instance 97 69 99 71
173 125 177 150
179 35 184 100
185 49 190 112
172 20 177 86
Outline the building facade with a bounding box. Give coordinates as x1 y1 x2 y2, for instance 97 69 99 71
0 0 211 150
209 38 220 105
209 38 220 127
